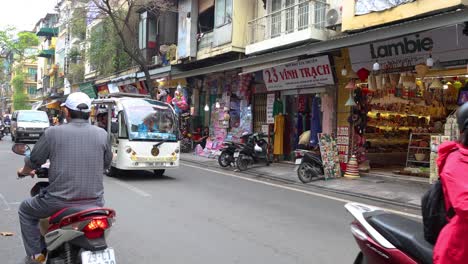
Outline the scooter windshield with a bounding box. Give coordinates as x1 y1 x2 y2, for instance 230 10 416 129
121 99 178 142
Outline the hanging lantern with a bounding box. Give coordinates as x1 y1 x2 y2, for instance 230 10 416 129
345 79 356 89
426 54 434 67
415 64 429 78
215 101 220 109
345 93 357 106
373 61 380 71
341 66 348 77
346 69 359 79
204 104 210 111
454 80 463 89
430 79 443 89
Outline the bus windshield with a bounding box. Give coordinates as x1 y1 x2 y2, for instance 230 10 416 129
121 99 178 141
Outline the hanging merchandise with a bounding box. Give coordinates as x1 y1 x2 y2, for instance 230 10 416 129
298 95 306 112
310 96 322 147
273 114 285 156
357 68 370 82
273 96 284 116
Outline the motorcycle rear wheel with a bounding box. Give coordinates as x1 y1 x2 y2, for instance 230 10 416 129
236 154 249 171
297 162 320 183
218 151 232 167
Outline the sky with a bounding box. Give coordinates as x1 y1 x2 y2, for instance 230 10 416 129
0 0 59 31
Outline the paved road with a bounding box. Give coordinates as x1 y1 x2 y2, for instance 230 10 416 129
0 136 392 263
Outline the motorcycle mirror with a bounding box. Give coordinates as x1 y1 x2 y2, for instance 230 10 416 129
12 143 31 156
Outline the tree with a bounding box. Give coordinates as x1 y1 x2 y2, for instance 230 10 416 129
87 16 132 76
0 28 39 109
90 0 177 97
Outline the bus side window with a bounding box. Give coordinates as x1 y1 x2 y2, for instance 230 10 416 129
118 113 128 139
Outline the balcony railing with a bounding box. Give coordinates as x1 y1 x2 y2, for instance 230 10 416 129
247 0 328 45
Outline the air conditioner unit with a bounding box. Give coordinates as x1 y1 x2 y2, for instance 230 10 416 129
325 0 343 30
152 55 162 66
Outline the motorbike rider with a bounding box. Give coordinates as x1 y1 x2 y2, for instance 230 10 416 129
434 102 468 264
17 92 112 264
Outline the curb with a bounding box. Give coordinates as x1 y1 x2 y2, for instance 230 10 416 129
181 157 422 211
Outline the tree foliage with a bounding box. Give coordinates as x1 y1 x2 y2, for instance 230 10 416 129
87 16 132 76
12 74 29 110
90 0 177 95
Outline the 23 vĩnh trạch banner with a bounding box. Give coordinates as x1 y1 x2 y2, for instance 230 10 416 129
262 56 335 92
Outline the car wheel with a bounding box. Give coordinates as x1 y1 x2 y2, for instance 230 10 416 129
154 169 165 177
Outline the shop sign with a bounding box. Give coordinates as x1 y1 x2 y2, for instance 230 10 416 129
263 56 335 91
349 25 468 71
355 0 415 16
266 93 275 124
79 82 96 99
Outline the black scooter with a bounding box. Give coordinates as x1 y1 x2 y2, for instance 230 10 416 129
294 149 323 183
236 133 270 171
218 141 244 167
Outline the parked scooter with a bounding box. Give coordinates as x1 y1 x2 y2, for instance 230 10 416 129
345 202 432 264
294 148 323 183
218 141 244 167
0 122 5 140
236 132 270 171
12 143 117 264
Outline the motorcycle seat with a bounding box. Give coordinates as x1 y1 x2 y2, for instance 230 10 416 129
367 213 433 264
49 205 108 225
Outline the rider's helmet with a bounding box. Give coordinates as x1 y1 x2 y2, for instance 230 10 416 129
457 102 468 132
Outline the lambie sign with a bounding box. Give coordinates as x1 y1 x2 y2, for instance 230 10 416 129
349 25 468 71
263 56 335 91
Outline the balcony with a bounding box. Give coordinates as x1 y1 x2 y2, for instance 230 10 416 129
36 27 59 37
38 49 55 58
246 0 330 55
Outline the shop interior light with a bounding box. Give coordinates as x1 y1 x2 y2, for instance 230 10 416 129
372 61 380 71
443 84 449 89
204 104 210 111
426 54 434 67
341 67 348 76
215 102 220 109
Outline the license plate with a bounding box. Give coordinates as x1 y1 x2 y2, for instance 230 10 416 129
81 248 116 264
30 134 40 137
234 152 240 158
295 158 302 165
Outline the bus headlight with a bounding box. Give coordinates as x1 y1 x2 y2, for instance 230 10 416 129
125 146 132 154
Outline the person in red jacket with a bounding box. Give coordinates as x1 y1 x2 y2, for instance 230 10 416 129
434 102 468 264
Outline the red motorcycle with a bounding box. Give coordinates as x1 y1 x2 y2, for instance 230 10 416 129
13 143 117 264
345 202 432 264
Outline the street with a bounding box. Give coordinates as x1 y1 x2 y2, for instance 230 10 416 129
0 136 417 264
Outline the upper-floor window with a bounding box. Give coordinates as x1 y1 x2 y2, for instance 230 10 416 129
215 0 232 27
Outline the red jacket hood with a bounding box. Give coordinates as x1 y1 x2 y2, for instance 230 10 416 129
437 141 468 172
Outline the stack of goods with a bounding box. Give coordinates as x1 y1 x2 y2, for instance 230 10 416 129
344 155 360 178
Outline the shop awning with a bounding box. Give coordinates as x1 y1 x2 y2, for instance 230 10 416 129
241 58 298 74
171 8 468 79
36 27 59 37
136 65 171 81
37 49 55 58
79 82 97 99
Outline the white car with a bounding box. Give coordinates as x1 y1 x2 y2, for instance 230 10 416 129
11 110 50 142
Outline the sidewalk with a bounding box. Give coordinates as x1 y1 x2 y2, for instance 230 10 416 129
181 153 429 209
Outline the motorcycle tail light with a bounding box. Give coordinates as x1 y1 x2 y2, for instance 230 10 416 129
83 218 109 239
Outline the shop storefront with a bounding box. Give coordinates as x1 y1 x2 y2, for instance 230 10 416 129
187 70 254 157
344 23 468 178
261 55 337 161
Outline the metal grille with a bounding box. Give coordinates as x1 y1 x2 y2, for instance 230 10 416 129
253 94 267 133
298 0 309 30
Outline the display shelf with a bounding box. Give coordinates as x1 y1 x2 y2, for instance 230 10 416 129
408 147 430 150
367 110 431 119
407 160 430 164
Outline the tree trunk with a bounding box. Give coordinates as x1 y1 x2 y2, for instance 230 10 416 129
143 68 155 99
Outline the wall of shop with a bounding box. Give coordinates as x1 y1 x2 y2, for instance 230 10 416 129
342 0 468 32
335 49 354 127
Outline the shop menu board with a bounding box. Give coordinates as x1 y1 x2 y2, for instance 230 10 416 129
318 133 342 180
337 126 350 164
429 135 451 184
266 93 275 124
